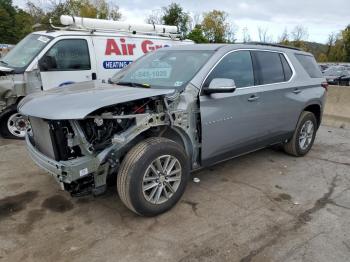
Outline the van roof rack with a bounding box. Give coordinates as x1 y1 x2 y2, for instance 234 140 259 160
49 16 183 40
244 42 302 51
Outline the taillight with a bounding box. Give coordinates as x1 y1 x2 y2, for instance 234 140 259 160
321 82 329 91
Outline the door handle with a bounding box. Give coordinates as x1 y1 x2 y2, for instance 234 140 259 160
293 88 301 94
248 95 260 102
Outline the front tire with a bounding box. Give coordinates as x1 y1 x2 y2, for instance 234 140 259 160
117 137 190 216
283 111 317 157
0 106 30 139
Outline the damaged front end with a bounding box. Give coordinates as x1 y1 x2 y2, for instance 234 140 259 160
0 66 42 113
25 88 200 197
0 67 16 112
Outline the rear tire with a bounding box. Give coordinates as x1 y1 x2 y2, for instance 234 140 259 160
117 137 189 216
283 111 317 157
0 105 29 139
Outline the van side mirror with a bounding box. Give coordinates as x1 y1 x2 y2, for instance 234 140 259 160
38 56 57 71
203 78 236 95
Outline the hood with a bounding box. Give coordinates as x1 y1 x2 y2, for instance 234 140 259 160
18 81 175 120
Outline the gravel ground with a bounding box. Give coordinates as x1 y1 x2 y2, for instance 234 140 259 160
0 125 349 262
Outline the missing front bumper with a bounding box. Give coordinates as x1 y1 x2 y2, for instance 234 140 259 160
25 134 108 195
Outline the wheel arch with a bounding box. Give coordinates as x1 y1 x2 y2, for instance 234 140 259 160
121 125 194 165
303 103 322 128
16 96 25 104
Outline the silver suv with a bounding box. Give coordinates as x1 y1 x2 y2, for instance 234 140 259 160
19 43 327 216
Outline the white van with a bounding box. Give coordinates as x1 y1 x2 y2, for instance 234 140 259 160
0 16 193 138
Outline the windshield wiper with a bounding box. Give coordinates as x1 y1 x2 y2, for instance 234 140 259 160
116 81 151 88
0 60 8 66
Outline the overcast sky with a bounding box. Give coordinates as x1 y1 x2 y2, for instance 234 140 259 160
14 0 350 43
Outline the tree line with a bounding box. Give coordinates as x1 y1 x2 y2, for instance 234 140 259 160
0 0 122 44
1 0 349 62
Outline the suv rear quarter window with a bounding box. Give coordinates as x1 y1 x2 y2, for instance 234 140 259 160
280 54 293 80
295 54 322 78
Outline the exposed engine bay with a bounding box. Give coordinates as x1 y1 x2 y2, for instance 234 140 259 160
80 97 166 152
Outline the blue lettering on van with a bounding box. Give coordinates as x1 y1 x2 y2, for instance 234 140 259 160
103 60 133 69
59 81 75 87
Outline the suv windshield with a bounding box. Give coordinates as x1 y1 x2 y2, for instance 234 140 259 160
111 50 214 90
0 34 52 72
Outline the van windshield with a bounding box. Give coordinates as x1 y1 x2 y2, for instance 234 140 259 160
0 34 53 72
111 50 214 90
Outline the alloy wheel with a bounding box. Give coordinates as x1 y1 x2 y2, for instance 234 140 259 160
142 155 182 205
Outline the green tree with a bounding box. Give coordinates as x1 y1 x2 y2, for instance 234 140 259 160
187 24 208 43
79 1 98 18
162 3 190 35
0 0 17 44
328 38 346 62
0 0 36 44
317 53 328 62
342 26 350 62
14 9 34 40
201 10 233 43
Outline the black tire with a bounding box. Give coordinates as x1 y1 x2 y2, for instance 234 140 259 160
0 105 28 139
283 111 317 157
117 137 190 216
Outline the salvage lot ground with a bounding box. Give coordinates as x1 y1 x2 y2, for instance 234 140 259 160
0 125 349 262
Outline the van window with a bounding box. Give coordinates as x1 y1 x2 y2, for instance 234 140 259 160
253 51 285 85
43 39 90 71
280 54 293 81
295 54 322 78
204 51 254 88
0 34 52 72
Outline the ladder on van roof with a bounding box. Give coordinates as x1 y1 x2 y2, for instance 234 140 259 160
49 15 183 40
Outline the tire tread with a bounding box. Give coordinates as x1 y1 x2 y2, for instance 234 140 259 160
283 111 316 156
117 137 178 215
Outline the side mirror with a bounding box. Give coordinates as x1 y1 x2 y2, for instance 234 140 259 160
203 78 236 95
38 56 57 71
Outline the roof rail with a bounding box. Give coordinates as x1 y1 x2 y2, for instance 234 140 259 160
245 42 302 51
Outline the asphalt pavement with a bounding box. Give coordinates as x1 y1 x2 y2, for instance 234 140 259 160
0 125 349 262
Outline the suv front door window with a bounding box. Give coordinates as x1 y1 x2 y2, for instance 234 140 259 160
203 50 254 88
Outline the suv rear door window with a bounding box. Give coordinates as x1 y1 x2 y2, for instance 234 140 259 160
295 54 322 78
203 50 254 88
252 51 285 85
